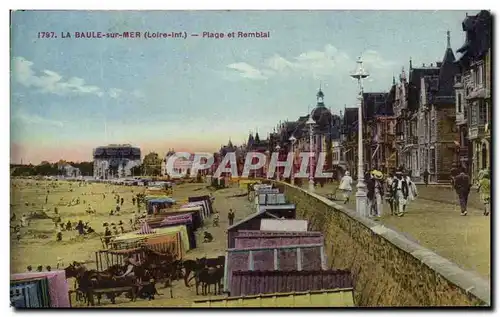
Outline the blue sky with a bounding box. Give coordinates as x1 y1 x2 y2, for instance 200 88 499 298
10 10 473 163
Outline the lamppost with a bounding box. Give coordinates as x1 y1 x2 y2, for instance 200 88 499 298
265 150 270 179
289 135 296 185
350 56 369 217
306 115 316 192
275 145 281 181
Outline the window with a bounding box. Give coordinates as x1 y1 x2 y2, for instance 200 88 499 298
457 94 462 113
430 149 436 173
477 64 484 87
431 118 436 138
479 101 487 125
470 103 478 126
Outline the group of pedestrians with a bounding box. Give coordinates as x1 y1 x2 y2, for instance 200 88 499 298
338 165 491 218
338 167 418 218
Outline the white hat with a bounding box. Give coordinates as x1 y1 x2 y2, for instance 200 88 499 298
345 171 350 176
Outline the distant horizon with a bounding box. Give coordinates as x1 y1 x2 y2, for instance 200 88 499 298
10 10 474 164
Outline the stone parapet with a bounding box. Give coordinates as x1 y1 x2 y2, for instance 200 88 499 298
273 181 490 307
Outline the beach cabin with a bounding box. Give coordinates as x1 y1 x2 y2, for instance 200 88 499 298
233 230 323 249
10 271 70 308
256 204 296 215
226 208 296 248
260 219 308 232
224 244 327 294
230 269 353 297
192 289 355 307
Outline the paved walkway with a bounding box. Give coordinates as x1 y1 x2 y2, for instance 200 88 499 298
301 182 491 280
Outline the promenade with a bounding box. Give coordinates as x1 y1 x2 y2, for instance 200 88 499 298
302 182 491 280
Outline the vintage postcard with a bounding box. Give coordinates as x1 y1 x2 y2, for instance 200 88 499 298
9 9 491 308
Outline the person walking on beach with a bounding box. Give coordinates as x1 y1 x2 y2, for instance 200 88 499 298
477 172 491 216
338 171 353 204
453 167 471 216
76 220 85 235
20 214 28 227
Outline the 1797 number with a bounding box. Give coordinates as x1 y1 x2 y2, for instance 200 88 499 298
38 32 57 38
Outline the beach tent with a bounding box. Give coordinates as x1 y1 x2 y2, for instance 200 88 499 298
154 207 204 230
113 225 191 256
182 201 210 218
159 214 197 249
146 197 176 214
188 195 214 214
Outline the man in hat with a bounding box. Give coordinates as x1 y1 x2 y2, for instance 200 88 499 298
392 171 409 217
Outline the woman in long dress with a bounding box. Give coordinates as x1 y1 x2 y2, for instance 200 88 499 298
404 170 418 212
338 171 353 204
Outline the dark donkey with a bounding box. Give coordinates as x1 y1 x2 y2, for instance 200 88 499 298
194 266 224 295
182 256 224 287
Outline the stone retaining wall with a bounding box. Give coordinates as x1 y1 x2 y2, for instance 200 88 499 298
274 182 490 307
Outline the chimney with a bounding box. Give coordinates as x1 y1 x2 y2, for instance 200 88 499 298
436 62 442 67
430 63 433 67
422 63 425 67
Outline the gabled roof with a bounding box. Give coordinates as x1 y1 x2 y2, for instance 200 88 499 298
230 270 354 297
227 206 296 232
363 92 388 120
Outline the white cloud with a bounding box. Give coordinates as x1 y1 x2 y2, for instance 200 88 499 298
226 62 270 80
131 89 145 99
12 111 64 128
11 56 138 99
108 88 123 99
225 44 395 81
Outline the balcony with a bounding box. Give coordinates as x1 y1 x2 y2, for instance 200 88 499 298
408 136 418 145
466 86 488 100
469 127 479 140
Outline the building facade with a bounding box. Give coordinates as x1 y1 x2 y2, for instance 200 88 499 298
341 107 359 178
455 10 492 181
93 144 142 179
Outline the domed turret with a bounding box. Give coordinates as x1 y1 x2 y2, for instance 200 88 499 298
310 87 332 127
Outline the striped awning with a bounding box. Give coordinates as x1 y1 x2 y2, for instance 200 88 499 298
138 221 155 234
160 213 193 226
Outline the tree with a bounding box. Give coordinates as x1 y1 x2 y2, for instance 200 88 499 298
143 152 162 176
130 164 143 176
